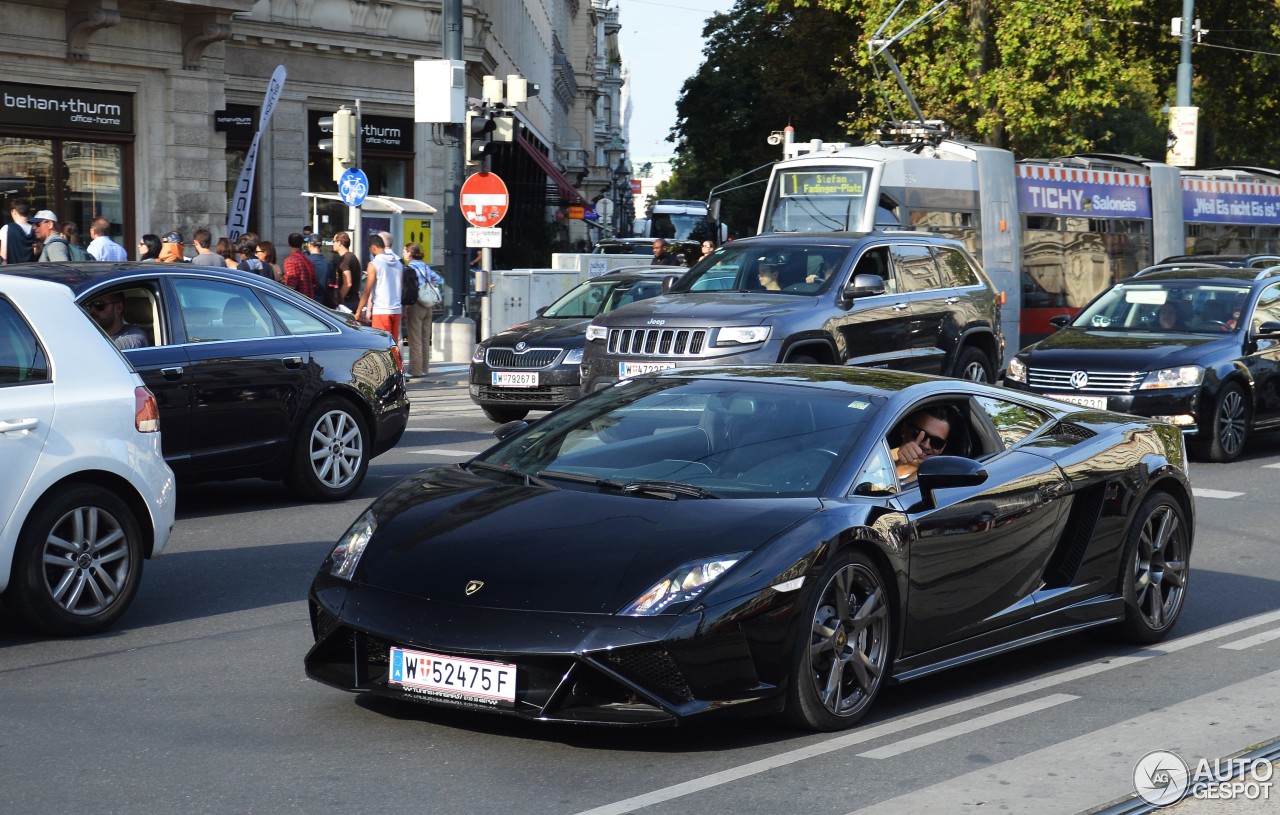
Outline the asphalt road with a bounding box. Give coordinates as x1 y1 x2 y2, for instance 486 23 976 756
2 368 1278 815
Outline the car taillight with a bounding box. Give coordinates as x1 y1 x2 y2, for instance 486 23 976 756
135 386 160 433
390 344 403 372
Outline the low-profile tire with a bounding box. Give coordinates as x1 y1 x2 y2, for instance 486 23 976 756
781 549 891 731
7 484 144 636
1112 491 1190 644
287 397 369 501
482 406 529 424
952 346 993 382
1192 382 1249 462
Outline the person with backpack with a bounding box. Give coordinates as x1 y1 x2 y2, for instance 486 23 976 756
401 241 443 379
34 211 89 262
1 199 35 265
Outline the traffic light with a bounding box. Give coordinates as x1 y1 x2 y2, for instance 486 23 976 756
467 111 496 166
318 107 357 181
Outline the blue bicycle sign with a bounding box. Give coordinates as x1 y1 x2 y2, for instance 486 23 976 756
338 169 369 207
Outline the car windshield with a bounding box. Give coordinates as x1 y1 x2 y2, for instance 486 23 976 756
477 376 881 497
1074 282 1250 334
671 242 851 295
542 276 666 318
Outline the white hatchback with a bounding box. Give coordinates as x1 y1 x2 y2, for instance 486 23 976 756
0 275 175 636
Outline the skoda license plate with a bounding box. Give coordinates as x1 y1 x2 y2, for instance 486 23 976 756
389 646 517 707
619 361 676 378
1049 393 1107 410
492 371 538 388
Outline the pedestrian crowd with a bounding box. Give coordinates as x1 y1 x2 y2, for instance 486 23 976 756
2 197 445 376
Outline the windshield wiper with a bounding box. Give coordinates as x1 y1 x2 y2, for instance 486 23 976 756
621 480 720 500
465 460 553 489
539 471 719 499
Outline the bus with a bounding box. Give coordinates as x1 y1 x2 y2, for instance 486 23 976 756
756 131 1280 349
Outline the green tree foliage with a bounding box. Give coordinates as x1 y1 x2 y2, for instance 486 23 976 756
661 0 869 236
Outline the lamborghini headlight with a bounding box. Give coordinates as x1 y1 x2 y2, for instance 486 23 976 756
621 553 747 616
714 326 771 346
329 509 377 580
1139 365 1203 390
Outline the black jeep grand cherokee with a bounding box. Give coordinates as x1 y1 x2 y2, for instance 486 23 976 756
581 231 1004 392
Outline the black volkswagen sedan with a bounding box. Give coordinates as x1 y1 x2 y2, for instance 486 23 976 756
1006 265 1280 462
307 366 1192 730
469 267 673 422
3 262 409 500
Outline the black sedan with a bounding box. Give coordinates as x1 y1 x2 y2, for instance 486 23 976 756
306 366 1192 730
469 267 674 422
3 262 409 500
1006 265 1280 462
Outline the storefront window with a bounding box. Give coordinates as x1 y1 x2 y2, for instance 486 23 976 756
63 142 123 239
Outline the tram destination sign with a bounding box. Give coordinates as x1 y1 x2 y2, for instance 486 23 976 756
781 169 868 197
0 81 133 134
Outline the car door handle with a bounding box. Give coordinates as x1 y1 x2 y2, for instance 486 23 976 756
282 355 304 369
892 302 909 311
945 297 961 305
161 366 184 381
1038 482 1068 500
0 417 38 434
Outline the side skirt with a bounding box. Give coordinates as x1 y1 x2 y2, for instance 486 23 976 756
889 595 1125 683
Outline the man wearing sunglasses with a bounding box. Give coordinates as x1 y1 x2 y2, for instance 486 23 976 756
891 406 952 483
85 294 149 350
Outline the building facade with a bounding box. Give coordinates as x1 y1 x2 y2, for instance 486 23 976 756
0 0 631 264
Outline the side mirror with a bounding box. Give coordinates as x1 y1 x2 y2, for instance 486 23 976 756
1253 320 1280 338
708 198 722 222
535 306 547 317
843 273 886 299
493 420 528 440
661 274 681 293
915 456 987 509
1048 314 1071 330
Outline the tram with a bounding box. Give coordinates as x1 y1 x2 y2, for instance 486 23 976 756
756 130 1280 349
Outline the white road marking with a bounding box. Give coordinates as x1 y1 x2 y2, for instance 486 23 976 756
1192 487 1245 499
842 669 1280 815
409 448 477 456
1220 625 1280 650
1263 463 1280 469
857 694 1078 759
569 607 1280 815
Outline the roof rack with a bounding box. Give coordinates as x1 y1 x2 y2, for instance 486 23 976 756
1132 262 1224 278
1254 267 1280 281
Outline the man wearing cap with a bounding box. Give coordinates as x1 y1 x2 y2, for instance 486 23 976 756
355 231 403 337
305 233 334 302
32 211 71 262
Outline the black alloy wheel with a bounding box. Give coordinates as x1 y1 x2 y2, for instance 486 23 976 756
1114 491 1190 643
8 484 143 636
1196 382 1249 462
782 550 891 731
953 346 993 382
482 406 530 424
288 396 369 501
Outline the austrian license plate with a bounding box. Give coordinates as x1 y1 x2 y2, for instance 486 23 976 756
389 647 517 707
492 371 539 388
619 361 677 378
1049 393 1108 410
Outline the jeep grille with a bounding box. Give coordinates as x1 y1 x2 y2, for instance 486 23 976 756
607 328 708 357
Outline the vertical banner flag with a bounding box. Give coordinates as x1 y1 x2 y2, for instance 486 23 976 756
227 65 287 242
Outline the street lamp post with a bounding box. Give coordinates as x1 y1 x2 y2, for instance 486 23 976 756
601 133 628 238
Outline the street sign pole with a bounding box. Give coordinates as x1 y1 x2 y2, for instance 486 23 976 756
481 246 492 340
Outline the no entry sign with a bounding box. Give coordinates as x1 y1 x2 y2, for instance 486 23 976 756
460 172 509 227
